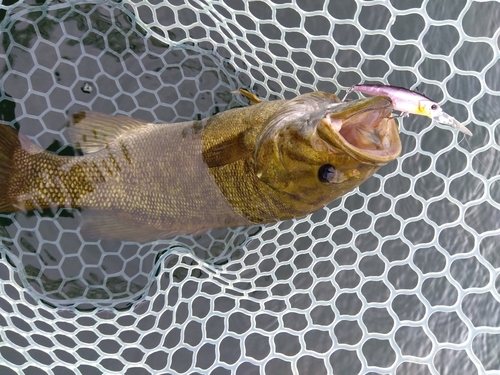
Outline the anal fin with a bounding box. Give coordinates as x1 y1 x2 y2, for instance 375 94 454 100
80 209 174 243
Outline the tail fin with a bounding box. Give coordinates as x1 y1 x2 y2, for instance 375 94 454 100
0 124 21 212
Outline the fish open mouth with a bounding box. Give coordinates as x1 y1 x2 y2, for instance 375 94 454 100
318 96 402 165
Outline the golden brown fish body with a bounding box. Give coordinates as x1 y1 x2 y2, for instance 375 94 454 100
0 92 401 241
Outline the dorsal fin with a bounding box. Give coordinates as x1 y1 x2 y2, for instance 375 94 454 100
234 89 263 105
67 111 149 153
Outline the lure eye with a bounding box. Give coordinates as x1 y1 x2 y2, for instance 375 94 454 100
431 104 438 111
318 164 336 183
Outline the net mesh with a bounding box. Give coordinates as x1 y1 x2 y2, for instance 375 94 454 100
1 0 500 374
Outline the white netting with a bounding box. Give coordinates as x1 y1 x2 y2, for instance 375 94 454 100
0 0 499 374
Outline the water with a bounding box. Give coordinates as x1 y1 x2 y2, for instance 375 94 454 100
0 1 499 374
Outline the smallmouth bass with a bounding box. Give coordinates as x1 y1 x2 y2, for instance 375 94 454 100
0 91 401 242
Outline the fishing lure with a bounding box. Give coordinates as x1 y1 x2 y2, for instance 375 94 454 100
345 84 472 136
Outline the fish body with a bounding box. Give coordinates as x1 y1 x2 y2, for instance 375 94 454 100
0 91 401 241
349 84 472 136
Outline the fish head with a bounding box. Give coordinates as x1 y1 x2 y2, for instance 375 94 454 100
255 92 402 208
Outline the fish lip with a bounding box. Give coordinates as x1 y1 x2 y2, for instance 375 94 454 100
317 96 402 165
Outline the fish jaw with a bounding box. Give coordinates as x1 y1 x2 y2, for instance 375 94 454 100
318 96 402 166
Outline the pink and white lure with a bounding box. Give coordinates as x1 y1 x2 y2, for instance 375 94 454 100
345 84 472 136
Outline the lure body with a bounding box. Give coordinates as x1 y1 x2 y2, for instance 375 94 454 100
349 84 472 136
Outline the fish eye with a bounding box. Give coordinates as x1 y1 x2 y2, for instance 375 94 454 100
318 164 336 183
431 104 438 111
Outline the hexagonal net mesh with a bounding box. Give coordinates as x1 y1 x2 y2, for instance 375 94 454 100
0 0 499 374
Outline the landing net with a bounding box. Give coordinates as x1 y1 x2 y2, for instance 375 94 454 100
0 1 499 374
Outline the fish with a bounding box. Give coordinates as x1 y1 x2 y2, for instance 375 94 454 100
346 84 472 136
0 90 402 242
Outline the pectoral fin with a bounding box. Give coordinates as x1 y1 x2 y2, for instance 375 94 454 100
202 132 252 168
68 112 149 153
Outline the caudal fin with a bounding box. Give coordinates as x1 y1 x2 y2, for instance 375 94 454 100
0 124 21 212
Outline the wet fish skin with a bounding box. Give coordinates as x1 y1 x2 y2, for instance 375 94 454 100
0 91 401 241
